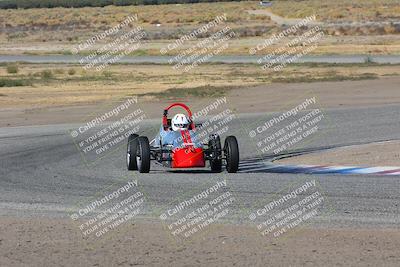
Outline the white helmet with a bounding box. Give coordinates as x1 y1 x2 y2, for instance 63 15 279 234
171 113 189 131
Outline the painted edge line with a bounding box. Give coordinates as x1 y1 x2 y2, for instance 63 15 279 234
239 161 400 175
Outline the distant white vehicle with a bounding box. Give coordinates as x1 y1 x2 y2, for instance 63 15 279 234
259 1 272 7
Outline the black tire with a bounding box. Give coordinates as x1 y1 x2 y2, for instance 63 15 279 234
127 134 139 170
209 135 222 173
137 136 151 173
224 136 239 173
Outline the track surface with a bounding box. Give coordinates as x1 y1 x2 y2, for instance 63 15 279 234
1 105 400 228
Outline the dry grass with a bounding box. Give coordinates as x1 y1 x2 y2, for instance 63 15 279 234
0 1 399 56
2 35 400 56
0 1 277 54
2 0 398 31
0 2 261 27
269 0 400 22
0 62 399 108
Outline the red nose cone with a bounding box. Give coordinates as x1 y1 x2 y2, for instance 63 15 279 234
172 148 205 168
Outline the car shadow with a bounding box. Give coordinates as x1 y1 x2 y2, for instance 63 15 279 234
166 169 219 174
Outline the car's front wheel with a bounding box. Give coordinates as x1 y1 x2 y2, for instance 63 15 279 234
127 134 139 170
224 136 239 173
209 134 222 173
137 136 151 173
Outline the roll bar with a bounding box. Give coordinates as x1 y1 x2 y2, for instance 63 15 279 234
163 103 195 130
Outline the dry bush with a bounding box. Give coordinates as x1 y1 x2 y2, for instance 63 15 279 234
6 64 18 74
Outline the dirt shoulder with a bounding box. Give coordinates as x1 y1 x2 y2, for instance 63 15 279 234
228 76 400 113
277 140 400 166
2 63 398 110
0 216 399 266
2 76 400 127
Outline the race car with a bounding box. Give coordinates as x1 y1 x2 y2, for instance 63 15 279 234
126 102 239 173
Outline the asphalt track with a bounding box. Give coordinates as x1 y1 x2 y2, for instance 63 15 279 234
0 105 399 228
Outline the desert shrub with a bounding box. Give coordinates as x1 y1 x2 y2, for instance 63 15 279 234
0 78 31 87
6 64 19 74
41 70 53 79
103 71 113 78
68 68 76 75
54 68 65 74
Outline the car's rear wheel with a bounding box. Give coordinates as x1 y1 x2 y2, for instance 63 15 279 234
137 136 151 173
127 134 139 170
209 135 222 173
224 136 239 173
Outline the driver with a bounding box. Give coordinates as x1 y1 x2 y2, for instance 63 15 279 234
171 113 189 131
157 113 200 148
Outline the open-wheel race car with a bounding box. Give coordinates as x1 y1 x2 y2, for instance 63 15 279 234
126 103 239 173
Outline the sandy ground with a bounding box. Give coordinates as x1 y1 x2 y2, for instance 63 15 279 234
2 64 398 110
277 140 400 166
247 9 311 26
0 216 399 266
1 77 400 128
227 76 400 113
2 35 400 56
